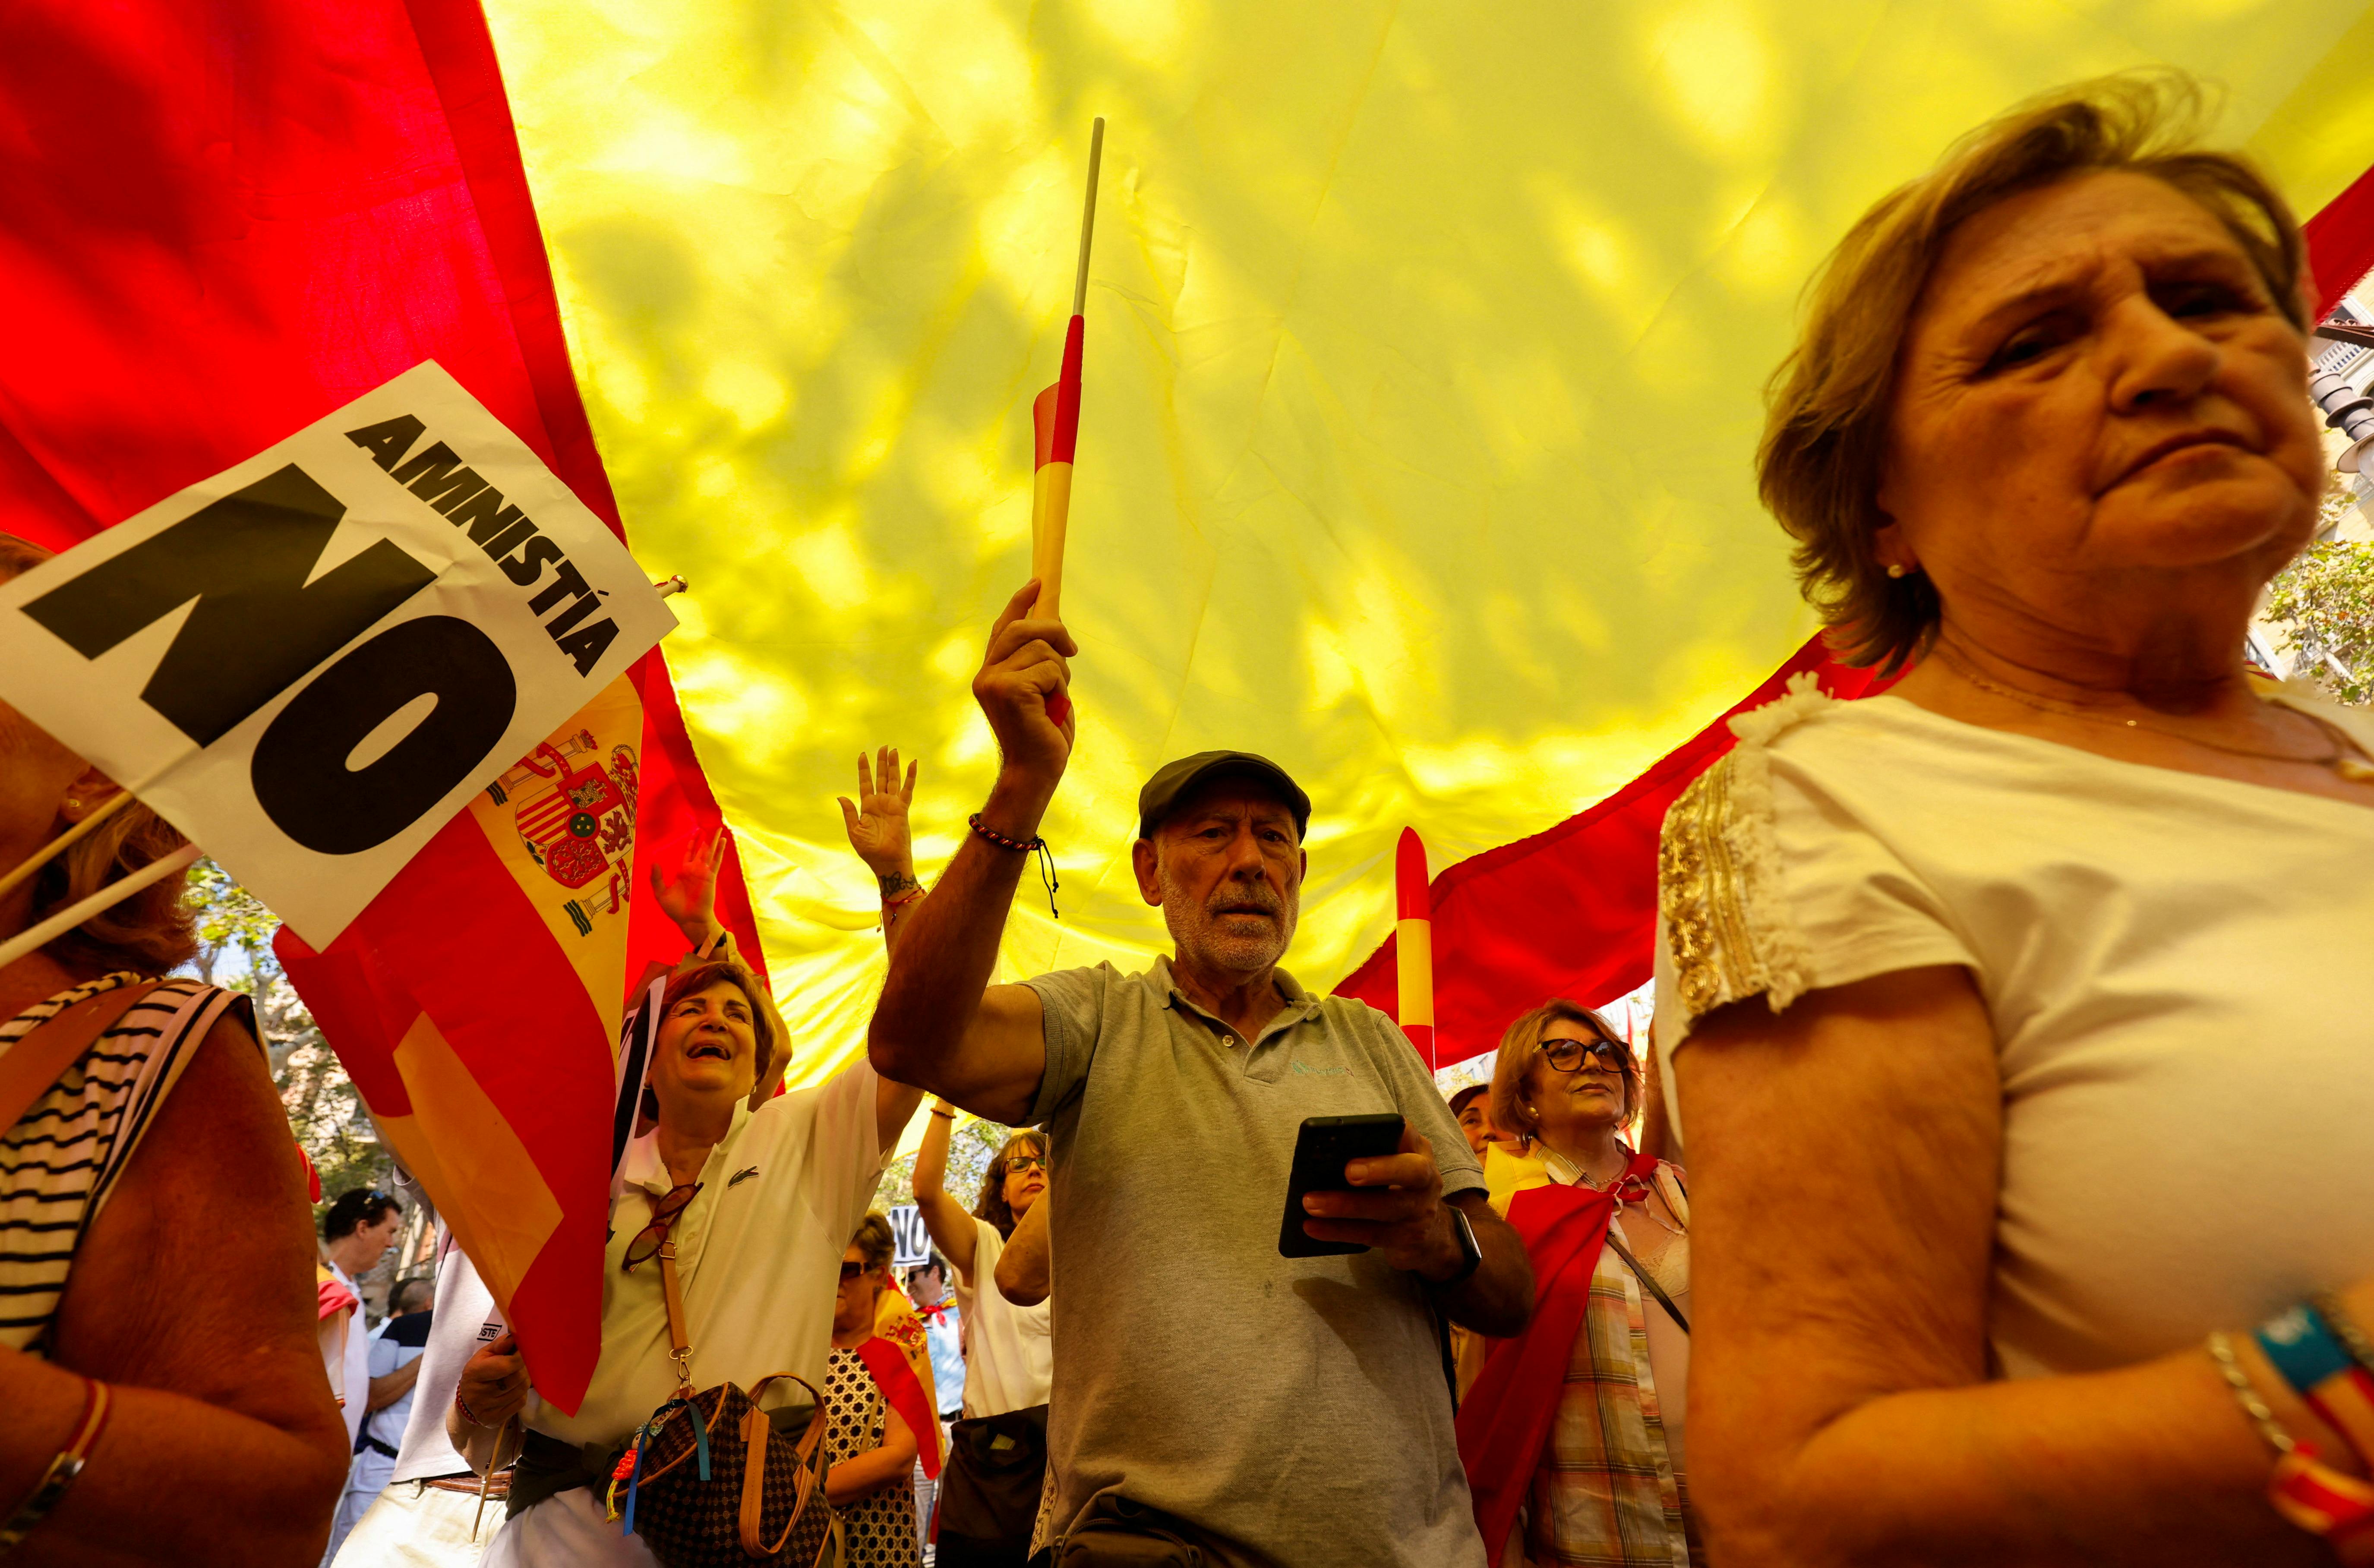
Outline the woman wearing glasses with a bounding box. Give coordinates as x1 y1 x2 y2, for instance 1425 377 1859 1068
910 1112 1052 1566
449 823 925 1567
1456 1002 1698 1568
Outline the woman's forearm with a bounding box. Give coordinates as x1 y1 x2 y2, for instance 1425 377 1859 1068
1706 1319 2341 1567
446 1402 511 1477
824 1422 919 1505
911 1105 979 1274
914 1099 953 1199
877 854 921 957
26 1373 346 1568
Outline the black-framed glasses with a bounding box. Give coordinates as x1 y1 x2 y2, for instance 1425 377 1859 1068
1005 1155 1048 1176
1539 1036 1629 1075
623 1181 701 1273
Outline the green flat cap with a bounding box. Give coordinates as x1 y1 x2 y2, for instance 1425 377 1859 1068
1137 750 1312 840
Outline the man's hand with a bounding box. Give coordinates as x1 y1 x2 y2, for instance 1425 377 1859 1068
651 823 725 949
972 580 1076 827
1298 1125 1465 1281
838 746 919 883
454 1332 529 1430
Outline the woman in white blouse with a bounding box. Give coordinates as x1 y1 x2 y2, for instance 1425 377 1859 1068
1654 75 2374 1565
911 1110 1051 1563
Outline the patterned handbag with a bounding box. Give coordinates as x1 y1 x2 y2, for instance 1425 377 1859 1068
611 1223 840 1567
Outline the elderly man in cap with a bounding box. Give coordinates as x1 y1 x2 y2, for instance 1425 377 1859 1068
869 584 1531 1568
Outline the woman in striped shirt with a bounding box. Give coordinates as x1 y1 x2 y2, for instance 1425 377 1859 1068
0 532 348 1562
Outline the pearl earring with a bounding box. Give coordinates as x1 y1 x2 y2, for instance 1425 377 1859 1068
1886 563 1907 579
65 799 82 812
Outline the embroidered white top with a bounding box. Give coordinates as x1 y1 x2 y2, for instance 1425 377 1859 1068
1653 676 2374 1378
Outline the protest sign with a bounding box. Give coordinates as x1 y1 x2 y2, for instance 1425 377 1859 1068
890 1204 933 1268
0 361 673 945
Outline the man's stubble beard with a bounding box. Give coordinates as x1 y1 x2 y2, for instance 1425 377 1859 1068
1159 858 1298 977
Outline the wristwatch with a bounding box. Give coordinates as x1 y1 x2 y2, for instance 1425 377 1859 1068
1435 1205 1483 1288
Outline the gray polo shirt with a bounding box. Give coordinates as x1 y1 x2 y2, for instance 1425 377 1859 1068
1023 956 1488 1568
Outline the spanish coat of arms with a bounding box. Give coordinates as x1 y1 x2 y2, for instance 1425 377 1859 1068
487 732 640 935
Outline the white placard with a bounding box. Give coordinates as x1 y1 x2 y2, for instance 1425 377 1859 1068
0 361 674 945
889 1204 932 1269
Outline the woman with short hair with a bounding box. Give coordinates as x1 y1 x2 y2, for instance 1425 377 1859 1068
825 1212 931 1568
0 533 350 1562
1457 1001 1695 1567
1655 73 2374 1565
451 823 923 1566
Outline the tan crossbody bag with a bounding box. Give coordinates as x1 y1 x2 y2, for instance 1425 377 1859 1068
0 984 158 1134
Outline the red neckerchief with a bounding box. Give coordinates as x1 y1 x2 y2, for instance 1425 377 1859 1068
1455 1146 1662 1557
915 1298 956 1325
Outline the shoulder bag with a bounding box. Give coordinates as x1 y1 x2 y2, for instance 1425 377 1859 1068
0 981 158 1133
611 1225 842 1567
1051 1493 1205 1567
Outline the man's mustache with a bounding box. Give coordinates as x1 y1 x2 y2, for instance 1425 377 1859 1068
1205 883 1284 919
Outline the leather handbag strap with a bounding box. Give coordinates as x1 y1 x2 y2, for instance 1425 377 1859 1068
654 1211 697 1394
0 982 156 1134
736 1372 827 1557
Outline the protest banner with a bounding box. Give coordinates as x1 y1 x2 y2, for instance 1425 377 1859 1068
0 360 675 946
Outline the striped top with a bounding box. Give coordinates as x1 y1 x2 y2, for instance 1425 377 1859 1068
0 972 246 1353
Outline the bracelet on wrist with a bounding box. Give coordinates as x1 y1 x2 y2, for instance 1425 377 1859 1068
455 1388 489 1429
2258 1302 2374 1468
0 1375 111 1554
2316 1292 2374 1380
2209 1331 2374 1562
929 1107 956 1120
967 813 1061 919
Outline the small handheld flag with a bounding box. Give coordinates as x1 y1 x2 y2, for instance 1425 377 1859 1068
1395 827 1436 1070
1032 119 1104 729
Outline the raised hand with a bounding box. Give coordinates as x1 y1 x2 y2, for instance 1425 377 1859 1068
972 580 1077 820
838 745 919 880
651 820 725 948
455 1332 530 1430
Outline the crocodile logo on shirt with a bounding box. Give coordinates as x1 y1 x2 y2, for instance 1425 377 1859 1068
728 1165 760 1188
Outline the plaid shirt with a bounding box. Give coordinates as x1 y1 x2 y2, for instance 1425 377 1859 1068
1481 1150 1701 1568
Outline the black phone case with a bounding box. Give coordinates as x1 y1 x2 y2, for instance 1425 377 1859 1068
1277 1112 1406 1258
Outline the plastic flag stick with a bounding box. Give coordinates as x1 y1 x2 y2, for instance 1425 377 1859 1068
1395 827 1436 1071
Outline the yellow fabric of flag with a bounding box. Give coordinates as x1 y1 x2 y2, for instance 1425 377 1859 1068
484 0 2374 1091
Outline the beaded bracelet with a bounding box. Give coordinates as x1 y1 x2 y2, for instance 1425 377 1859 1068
967 813 1061 919
2207 1331 2374 1563
455 1387 491 1429
0 1376 111 1553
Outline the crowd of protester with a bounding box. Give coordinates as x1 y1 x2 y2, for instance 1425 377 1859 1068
0 69 2369 1568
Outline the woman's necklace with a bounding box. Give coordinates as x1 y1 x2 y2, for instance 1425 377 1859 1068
1538 1143 1626 1191
1934 644 2374 784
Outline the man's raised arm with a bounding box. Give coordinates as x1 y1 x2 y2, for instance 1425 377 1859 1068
867 581 1073 1126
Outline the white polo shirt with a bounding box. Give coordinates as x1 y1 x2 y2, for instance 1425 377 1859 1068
327 1259 371 1447
524 1060 887 1449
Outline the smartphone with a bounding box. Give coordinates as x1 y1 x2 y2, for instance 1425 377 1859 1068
1277 1112 1406 1259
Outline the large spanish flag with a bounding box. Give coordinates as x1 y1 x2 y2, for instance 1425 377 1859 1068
0 0 764 1411
476 0 2374 1085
